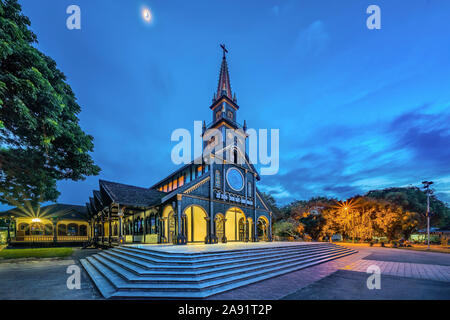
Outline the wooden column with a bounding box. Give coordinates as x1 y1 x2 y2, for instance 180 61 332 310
101 211 104 245
253 173 258 242
108 206 112 245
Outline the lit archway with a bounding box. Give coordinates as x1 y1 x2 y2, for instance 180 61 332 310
257 216 269 241
184 205 208 243
215 213 225 243
247 217 253 242
162 205 175 243
225 207 245 241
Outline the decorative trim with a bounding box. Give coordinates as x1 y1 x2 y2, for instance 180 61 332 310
184 177 210 194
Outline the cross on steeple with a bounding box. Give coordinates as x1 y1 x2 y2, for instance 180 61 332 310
220 44 228 57
216 44 232 100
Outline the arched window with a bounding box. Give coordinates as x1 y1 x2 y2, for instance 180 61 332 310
18 223 30 235
80 225 88 236
215 170 221 188
44 224 53 236
30 222 44 236
67 224 78 236
58 224 67 236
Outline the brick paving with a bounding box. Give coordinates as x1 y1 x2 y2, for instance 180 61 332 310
341 259 450 282
208 250 370 299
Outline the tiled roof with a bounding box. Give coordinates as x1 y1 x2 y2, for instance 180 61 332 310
0 204 88 221
99 180 165 208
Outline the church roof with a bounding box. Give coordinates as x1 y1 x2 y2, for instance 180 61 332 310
215 48 233 101
0 204 88 221
99 179 165 208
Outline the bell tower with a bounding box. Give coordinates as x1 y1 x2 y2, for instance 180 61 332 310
203 44 247 164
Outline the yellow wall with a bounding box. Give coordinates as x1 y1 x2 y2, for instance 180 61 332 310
225 208 245 241
185 205 207 242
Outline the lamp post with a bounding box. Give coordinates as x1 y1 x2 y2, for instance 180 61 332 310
118 204 124 245
422 181 434 250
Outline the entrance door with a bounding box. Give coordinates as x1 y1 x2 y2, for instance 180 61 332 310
216 216 225 243
238 218 245 241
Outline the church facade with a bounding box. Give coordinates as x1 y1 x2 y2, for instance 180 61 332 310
86 48 273 246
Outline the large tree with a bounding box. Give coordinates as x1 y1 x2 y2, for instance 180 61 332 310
366 187 450 228
0 0 100 207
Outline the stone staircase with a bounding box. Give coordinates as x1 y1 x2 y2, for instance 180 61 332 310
80 243 356 299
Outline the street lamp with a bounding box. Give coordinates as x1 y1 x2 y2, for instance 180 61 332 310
422 181 434 250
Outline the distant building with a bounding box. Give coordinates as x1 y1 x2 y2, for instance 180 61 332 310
0 204 89 245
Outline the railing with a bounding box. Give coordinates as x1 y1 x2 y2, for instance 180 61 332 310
57 236 89 242
12 235 89 242
21 236 53 242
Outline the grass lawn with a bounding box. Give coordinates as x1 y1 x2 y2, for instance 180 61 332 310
0 247 74 260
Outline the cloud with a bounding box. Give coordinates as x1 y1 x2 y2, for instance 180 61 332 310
260 106 450 205
295 20 329 56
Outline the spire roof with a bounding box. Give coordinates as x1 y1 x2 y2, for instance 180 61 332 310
216 45 233 100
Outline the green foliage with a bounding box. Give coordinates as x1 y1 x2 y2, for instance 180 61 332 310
265 187 449 242
366 187 450 228
273 219 303 238
0 247 73 259
0 0 100 206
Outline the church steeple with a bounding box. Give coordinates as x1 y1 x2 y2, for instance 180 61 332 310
216 44 233 100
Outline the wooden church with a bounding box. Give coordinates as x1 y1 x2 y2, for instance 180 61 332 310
86 47 273 246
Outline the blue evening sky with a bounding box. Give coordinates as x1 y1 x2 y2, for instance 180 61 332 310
7 0 450 209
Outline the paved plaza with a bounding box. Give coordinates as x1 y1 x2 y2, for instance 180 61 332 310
0 244 449 299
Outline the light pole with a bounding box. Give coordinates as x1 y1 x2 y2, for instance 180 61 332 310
422 181 434 250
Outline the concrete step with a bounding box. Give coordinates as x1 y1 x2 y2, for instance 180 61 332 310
92 247 354 288
80 258 117 299
81 243 357 299
94 246 350 280
110 250 356 299
118 243 334 262
106 244 344 271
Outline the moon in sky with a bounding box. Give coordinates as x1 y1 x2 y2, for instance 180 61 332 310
142 7 152 23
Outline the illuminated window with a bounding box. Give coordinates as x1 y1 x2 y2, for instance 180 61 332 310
179 175 184 187
185 169 191 183
168 181 172 192
173 178 178 190
215 170 221 188
163 184 167 192
198 166 202 175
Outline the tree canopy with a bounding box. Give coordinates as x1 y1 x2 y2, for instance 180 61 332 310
271 187 450 242
0 0 100 207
